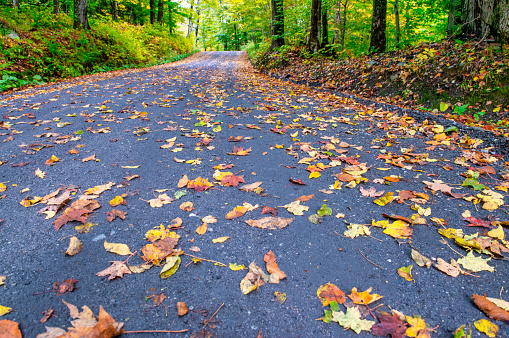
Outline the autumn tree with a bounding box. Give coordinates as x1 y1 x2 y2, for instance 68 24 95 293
369 0 387 53
270 0 285 49
74 0 90 29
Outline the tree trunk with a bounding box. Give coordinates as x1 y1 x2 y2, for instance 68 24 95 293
73 0 90 29
321 3 329 47
394 0 400 48
54 0 60 14
369 0 387 53
158 0 164 25
447 0 455 37
340 0 348 51
150 0 155 24
187 2 194 38
459 0 509 42
194 0 200 45
270 0 285 50
111 0 118 20
307 0 321 52
13 0 20 9
333 0 341 44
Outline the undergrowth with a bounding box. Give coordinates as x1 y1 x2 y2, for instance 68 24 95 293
0 8 194 92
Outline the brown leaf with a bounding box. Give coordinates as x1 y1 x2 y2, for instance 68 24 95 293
106 209 127 222
96 261 132 280
261 206 278 216
221 174 245 187
381 213 413 224
397 190 415 203
65 236 83 256
263 250 286 281
177 175 189 189
0 320 22 338
317 283 346 306
168 217 183 228
141 237 178 265
472 294 509 321
53 278 78 294
372 313 406 338
227 146 251 156
82 153 96 162
245 217 293 230
239 181 263 192
54 197 100 231
295 194 314 202
360 186 385 197
177 302 188 316
335 173 355 182
40 307 54 324
179 201 194 212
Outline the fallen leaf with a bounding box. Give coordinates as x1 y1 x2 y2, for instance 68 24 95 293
397 265 414 282
457 251 494 272
0 320 21 338
106 209 127 222
264 250 286 281
372 313 406 338
239 181 263 192
141 237 178 265
434 258 462 277
84 182 115 195
406 315 431 338
360 186 385 197
229 263 247 271
40 307 54 324
344 223 371 238
0 306 12 317
274 291 286 304
177 302 188 316
109 196 124 207
227 146 251 156
317 283 346 306
281 200 309 216
212 237 230 243
332 306 375 334
82 153 96 162
472 294 509 321
225 205 248 219
240 262 268 294
177 175 189 188
96 261 132 280
474 319 498 338
65 236 83 256
348 287 383 305
245 217 293 230
128 262 153 273
295 194 314 202
411 249 432 268
195 223 208 235
53 278 78 294
35 168 46 178
374 192 394 206
221 174 245 187
160 256 181 279
148 194 174 208
187 177 214 191
179 201 194 211
104 241 132 256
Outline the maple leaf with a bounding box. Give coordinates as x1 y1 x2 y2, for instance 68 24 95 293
227 135 243 142
373 192 394 206
54 197 100 231
457 251 494 272
405 315 432 338
281 200 309 215
84 182 115 195
0 320 21 338
35 168 46 178
106 209 127 222
317 283 346 306
187 177 214 191
53 278 78 294
332 306 375 334
348 287 383 305
360 186 385 197
474 319 498 338
96 261 132 280
372 313 407 338
263 250 286 282
245 217 293 230
221 174 245 187
141 237 178 265
227 146 251 155
148 194 174 208
344 223 371 238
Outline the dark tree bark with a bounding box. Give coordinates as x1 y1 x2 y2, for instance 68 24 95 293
321 2 328 47
307 0 321 52
369 0 387 53
158 0 164 25
394 0 400 48
150 0 155 24
270 0 285 50
340 1 347 51
459 0 508 42
73 0 90 29
447 0 456 37
111 0 118 20
54 0 60 14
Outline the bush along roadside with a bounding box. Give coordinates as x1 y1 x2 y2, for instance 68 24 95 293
0 8 195 92
255 41 509 133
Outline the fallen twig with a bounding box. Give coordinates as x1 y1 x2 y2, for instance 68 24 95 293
202 302 224 330
358 249 384 269
124 329 188 334
183 253 227 267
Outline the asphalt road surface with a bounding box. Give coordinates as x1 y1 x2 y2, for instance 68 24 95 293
1 52 508 337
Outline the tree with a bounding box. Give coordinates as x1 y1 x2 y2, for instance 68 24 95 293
447 0 455 37
333 0 348 51
270 0 285 50
307 0 321 52
394 0 400 48
459 0 509 42
74 0 90 29
13 0 20 9
158 0 164 25
369 0 387 53
54 0 60 14
150 0 156 24
321 1 329 48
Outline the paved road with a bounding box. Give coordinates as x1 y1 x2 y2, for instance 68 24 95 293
1 52 508 337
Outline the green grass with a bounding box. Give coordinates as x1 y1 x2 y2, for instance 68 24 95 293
0 8 194 92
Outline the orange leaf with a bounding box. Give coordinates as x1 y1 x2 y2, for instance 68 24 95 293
317 283 346 306
263 250 286 281
0 320 22 338
187 177 214 192
196 223 208 235
472 294 509 321
225 206 248 219
295 194 314 202
177 302 188 316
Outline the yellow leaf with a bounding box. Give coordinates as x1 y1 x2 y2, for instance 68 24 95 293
120 165 140 169
406 316 427 337
104 241 132 255
488 225 505 240
212 236 230 243
229 263 247 271
474 319 498 338
397 265 414 282
109 195 124 207
309 172 321 179
0 183 6 192
0 305 12 316
374 192 394 206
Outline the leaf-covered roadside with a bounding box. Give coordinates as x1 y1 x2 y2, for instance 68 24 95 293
257 41 509 128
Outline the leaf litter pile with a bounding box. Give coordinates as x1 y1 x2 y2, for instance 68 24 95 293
1 52 509 336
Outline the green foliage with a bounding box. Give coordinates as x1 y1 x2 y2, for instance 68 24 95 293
0 8 193 92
